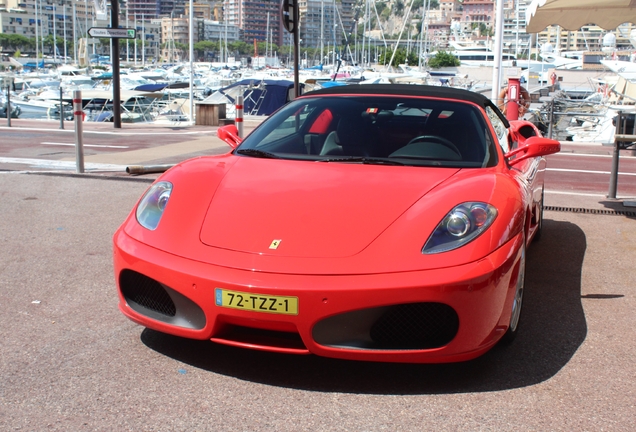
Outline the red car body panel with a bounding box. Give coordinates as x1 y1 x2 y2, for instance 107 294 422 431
121 157 525 275
114 226 523 363
113 85 559 363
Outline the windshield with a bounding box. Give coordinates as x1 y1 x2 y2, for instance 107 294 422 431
237 95 498 168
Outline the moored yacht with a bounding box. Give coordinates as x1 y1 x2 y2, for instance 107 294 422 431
446 41 517 67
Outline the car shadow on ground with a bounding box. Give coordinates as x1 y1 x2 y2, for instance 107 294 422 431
141 219 587 394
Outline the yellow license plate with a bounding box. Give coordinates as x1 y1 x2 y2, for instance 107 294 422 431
215 288 298 315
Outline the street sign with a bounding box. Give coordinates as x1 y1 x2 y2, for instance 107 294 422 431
88 27 136 39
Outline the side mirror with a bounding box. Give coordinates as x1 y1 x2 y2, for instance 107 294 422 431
505 136 560 166
216 124 242 149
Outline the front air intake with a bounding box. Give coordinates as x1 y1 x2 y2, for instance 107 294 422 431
369 302 459 349
119 270 176 317
313 302 459 350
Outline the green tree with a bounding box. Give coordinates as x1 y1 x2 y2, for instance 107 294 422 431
427 50 460 68
194 40 218 58
0 34 34 51
378 48 418 67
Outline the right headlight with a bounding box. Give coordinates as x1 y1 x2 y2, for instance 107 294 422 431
135 181 173 231
422 202 497 254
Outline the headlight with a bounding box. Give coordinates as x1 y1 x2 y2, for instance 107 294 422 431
136 181 173 230
422 202 497 254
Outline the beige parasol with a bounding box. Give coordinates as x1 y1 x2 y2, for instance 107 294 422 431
526 0 636 33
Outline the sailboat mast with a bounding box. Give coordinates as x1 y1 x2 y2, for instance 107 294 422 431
321 0 324 65
361 0 366 67
35 0 39 71
73 2 77 65
53 4 57 64
142 15 145 66
134 13 137 66
63 5 67 63
332 0 336 67
84 0 88 57
40 0 44 61
126 5 129 63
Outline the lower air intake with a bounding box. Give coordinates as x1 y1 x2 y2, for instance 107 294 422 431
119 269 176 317
312 302 459 350
370 302 459 349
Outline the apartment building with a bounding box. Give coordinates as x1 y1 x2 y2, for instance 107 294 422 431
224 0 282 46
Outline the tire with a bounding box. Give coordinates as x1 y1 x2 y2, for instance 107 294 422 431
501 234 526 344
533 188 545 242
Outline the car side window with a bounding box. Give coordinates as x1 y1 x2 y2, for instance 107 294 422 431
256 104 315 147
486 106 510 153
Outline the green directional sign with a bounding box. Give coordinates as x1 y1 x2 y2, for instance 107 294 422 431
88 27 136 39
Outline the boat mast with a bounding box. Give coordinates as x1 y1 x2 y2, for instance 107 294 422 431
134 13 137 66
35 0 39 72
332 0 336 68
41 0 45 63
73 2 77 65
418 0 425 69
53 3 57 65
63 4 67 63
126 4 129 63
362 0 367 66
84 0 88 57
142 14 145 66
321 0 324 65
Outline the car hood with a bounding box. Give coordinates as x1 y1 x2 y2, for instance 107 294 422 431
200 157 459 258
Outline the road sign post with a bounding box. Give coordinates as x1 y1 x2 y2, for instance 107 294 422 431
87 15 134 127
280 0 299 98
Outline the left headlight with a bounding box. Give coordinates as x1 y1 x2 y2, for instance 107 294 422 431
422 202 497 254
136 181 173 230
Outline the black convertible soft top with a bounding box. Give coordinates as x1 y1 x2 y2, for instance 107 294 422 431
302 84 510 127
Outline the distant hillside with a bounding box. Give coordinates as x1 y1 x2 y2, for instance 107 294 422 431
352 0 440 40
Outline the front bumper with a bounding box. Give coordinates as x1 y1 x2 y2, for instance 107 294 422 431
113 227 523 363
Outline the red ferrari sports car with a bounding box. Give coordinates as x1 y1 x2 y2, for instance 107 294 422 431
113 84 560 363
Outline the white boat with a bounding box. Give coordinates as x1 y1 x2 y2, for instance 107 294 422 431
446 41 517 67
11 96 72 119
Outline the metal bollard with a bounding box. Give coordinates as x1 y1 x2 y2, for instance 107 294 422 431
236 94 244 138
73 90 85 173
6 85 11 127
547 99 554 139
608 111 622 199
59 87 64 130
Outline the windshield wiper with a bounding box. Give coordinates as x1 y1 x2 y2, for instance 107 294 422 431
319 156 404 166
236 149 280 159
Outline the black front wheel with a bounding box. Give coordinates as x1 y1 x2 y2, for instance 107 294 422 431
501 235 526 344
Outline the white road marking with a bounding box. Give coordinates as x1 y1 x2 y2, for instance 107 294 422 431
0 126 205 135
547 168 636 176
0 157 126 171
41 142 129 149
552 152 636 159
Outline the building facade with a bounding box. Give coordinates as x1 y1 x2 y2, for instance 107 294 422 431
224 0 282 45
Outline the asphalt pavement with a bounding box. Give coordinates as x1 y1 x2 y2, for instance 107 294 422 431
0 119 635 430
